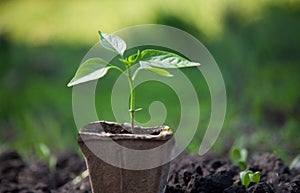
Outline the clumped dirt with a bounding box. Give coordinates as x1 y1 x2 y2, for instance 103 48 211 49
166 153 300 193
0 151 86 193
0 150 299 193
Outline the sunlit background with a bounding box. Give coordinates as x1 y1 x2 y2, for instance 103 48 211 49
1 0 299 162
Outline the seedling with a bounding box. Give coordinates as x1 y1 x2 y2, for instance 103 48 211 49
290 155 300 169
67 31 200 131
239 170 261 188
230 147 248 170
35 143 57 172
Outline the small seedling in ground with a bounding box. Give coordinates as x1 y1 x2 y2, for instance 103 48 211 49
35 143 57 172
67 31 200 132
230 147 248 170
290 155 300 170
240 170 261 188
230 147 261 188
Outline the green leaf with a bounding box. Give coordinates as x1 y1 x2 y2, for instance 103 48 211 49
230 148 241 164
238 161 247 170
290 155 300 169
119 58 130 65
250 172 261 183
49 156 57 172
240 149 248 162
98 31 126 55
140 49 200 68
128 50 141 64
132 63 173 80
67 58 112 87
145 67 173 77
240 171 252 188
37 143 50 159
140 62 173 77
240 170 260 188
135 108 143 112
230 147 248 169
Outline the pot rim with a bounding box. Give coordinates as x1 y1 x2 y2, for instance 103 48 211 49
79 120 174 141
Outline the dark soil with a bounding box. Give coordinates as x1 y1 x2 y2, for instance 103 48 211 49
0 150 299 193
81 121 166 135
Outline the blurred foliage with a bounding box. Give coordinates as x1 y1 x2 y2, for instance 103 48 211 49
0 0 300 162
0 41 87 154
0 0 273 45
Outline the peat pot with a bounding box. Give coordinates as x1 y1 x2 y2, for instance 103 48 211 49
78 121 175 193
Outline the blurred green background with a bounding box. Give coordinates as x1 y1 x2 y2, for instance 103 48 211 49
1 0 299 161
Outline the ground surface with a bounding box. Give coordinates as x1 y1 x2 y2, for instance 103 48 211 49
0 150 299 193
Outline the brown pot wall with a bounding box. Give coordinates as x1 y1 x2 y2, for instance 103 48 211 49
78 121 175 193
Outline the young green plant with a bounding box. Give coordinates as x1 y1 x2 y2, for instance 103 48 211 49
230 147 248 170
35 143 57 172
230 147 261 188
67 31 200 132
240 170 261 188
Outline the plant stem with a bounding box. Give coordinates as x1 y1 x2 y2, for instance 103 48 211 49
127 67 135 132
109 65 124 73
